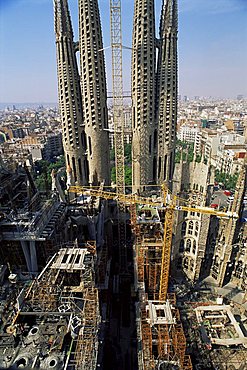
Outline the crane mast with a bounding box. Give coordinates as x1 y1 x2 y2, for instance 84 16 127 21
110 0 126 267
110 0 125 195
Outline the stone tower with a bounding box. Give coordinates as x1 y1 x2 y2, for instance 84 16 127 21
79 0 110 185
156 0 178 185
131 0 156 192
131 0 178 191
54 0 88 186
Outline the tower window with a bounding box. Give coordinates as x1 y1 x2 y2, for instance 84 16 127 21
88 136 92 156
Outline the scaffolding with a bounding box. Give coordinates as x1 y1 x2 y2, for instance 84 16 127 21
139 300 193 370
17 242 100 370
144 238 162 300
67 184 235 369
96 242 110 289
140 306 155 370
131 203 192 369
74 285 99 370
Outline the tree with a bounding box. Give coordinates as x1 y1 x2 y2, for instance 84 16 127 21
111 165 132 186
124 143 132 164
110 144 132 163
175 140 195 163
125 166 132 186
110 148 115 161
175 151 181 163
196 155 202 163
35 156 65 191
215 170 239 190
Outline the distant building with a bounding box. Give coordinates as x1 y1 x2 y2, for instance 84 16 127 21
178 124 200 143
45 133 63 159
123 107 132 145
237 94 244 101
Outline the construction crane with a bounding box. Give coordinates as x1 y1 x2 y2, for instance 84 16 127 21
69 184 238 299
110 0 125 196
110 0 126 269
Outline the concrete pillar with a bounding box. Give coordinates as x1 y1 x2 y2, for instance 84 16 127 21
20 240 32 272
30 241 38 273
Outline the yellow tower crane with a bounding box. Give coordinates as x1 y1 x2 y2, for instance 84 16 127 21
69 185 238 299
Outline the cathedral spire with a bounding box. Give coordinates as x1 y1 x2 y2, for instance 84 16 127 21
131 0 156 192
156 0 178 185
78 0 110 185
54 0 89 186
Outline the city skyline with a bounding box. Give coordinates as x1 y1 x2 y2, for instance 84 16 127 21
0 0 247 102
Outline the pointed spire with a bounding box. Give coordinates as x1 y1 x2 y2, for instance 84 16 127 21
160 0 178 36
53 0 88 186
78 0 110 185
131 0 156 192
54 0 74 38
156 0 178 185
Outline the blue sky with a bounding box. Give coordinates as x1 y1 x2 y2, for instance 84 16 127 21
0 0 246 102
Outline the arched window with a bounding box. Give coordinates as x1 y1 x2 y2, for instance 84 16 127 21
179 240 184 252
181 221 186 236
190 260 194 271
195 221 199 236
177 257 182 269
188 221 193 235
185 239 191 252
235 261 243 279
192 240 196 254
183 257 189 269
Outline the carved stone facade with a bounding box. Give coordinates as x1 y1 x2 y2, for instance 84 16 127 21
211 167 246 287
54 0 88 186
131 0 156 192
79 0 110 185
54 0 110 187
179 212 210 282
156 0 178 185
172 159 212 282
131 0 178 192
173 159 247 291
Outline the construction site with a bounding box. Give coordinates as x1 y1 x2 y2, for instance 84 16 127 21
0 0 247 369
0 241 101 369
1 166 247 369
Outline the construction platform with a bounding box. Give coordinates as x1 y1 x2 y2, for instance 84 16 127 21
0 242 102 369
